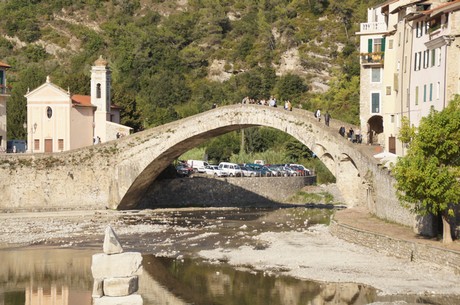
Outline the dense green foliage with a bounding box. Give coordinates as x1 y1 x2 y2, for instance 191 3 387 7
393 96 460 242
1 0 378 183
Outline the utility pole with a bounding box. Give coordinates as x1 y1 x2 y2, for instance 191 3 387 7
240 129 245 153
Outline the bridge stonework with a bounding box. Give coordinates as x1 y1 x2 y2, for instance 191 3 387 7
0 105 420 231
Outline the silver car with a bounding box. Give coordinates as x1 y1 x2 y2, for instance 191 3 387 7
204 165 229 177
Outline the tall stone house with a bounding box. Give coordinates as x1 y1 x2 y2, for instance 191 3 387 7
25 56 132 153
358 0 460 156
0 60 11 152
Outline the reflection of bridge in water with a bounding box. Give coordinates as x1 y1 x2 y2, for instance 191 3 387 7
0 104 415 230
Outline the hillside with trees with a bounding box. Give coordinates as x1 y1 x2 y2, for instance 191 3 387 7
0 0 381 172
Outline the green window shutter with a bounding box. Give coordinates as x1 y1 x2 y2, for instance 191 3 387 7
368 39 373 53
381 38 386 52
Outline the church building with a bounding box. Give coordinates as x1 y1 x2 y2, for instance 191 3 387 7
25 56 132 153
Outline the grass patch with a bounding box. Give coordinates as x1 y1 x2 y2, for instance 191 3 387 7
287 190 337 205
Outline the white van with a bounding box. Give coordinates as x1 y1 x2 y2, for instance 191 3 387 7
218 162 243 177
187 160 209 173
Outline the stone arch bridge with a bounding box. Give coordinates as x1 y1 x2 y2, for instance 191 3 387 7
0 104 414 227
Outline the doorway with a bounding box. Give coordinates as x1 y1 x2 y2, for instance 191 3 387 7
45 139 53 153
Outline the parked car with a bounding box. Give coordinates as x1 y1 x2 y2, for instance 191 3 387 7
218 162 243 177
7 140 27 153
259 166 272 177
282 166 298 176
267 165 282 176
176 164 194 177
204 165 228 177
239 165 259 177
272 165 289 176
289 164 311 176
187 160 209 173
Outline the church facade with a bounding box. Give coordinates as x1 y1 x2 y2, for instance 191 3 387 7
25 56 131 153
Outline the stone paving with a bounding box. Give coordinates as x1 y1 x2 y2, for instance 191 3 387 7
334 206 460 253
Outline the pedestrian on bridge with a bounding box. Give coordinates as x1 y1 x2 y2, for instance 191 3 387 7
315 109 321 122
324 111 331 126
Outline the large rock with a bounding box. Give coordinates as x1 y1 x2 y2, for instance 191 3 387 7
92 278 104 298
91 252 142 278
103 225 123 254
103 276 139 297
92 294 143 305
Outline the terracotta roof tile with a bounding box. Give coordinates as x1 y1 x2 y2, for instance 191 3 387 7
0 61 11 68
71 95 94 107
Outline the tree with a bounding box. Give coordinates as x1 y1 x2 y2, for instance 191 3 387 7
393 97 460 243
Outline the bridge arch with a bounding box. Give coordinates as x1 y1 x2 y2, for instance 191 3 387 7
113 104 369 209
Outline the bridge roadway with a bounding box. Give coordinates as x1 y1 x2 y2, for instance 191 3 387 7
0 104 417 231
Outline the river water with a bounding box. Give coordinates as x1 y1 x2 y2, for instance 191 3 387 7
0 207 458 305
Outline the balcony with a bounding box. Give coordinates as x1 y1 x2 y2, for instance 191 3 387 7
359 22 387 34
0 85 11 95
360 52 384 66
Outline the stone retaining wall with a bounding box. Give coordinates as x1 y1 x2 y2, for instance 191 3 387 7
329 220 460 273
138 176 316 208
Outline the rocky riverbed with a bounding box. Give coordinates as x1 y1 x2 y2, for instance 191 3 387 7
1 207 460 302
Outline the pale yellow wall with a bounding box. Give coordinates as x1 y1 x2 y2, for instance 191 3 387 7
70 106 94 150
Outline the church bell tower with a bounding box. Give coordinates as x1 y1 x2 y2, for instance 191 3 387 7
91 55 111 142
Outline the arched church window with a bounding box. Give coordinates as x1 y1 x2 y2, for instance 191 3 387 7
97 83 101 98
46 106 53 119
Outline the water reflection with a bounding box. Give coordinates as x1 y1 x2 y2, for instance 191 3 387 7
0 248 93 305
140 256 378 305
4 247 457 305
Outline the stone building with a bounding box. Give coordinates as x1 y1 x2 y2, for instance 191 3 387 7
0 60 11 152
358 0 460 156
25 56 132 153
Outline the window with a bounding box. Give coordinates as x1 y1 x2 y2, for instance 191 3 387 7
423 50 429 69
431 49 436 67
423 84 427 102
416 21 422 38
368 38 384 53
391 115 395 123
371 92 380 113
46 106 52 119
371 68 381 82
96 83 101 98
414 51 422 71
58 139 64 150
438 48 442 66
415 86 419 105
374 38 382 52
429 83 433 101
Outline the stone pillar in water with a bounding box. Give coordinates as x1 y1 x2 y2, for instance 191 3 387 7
91 225 143 305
